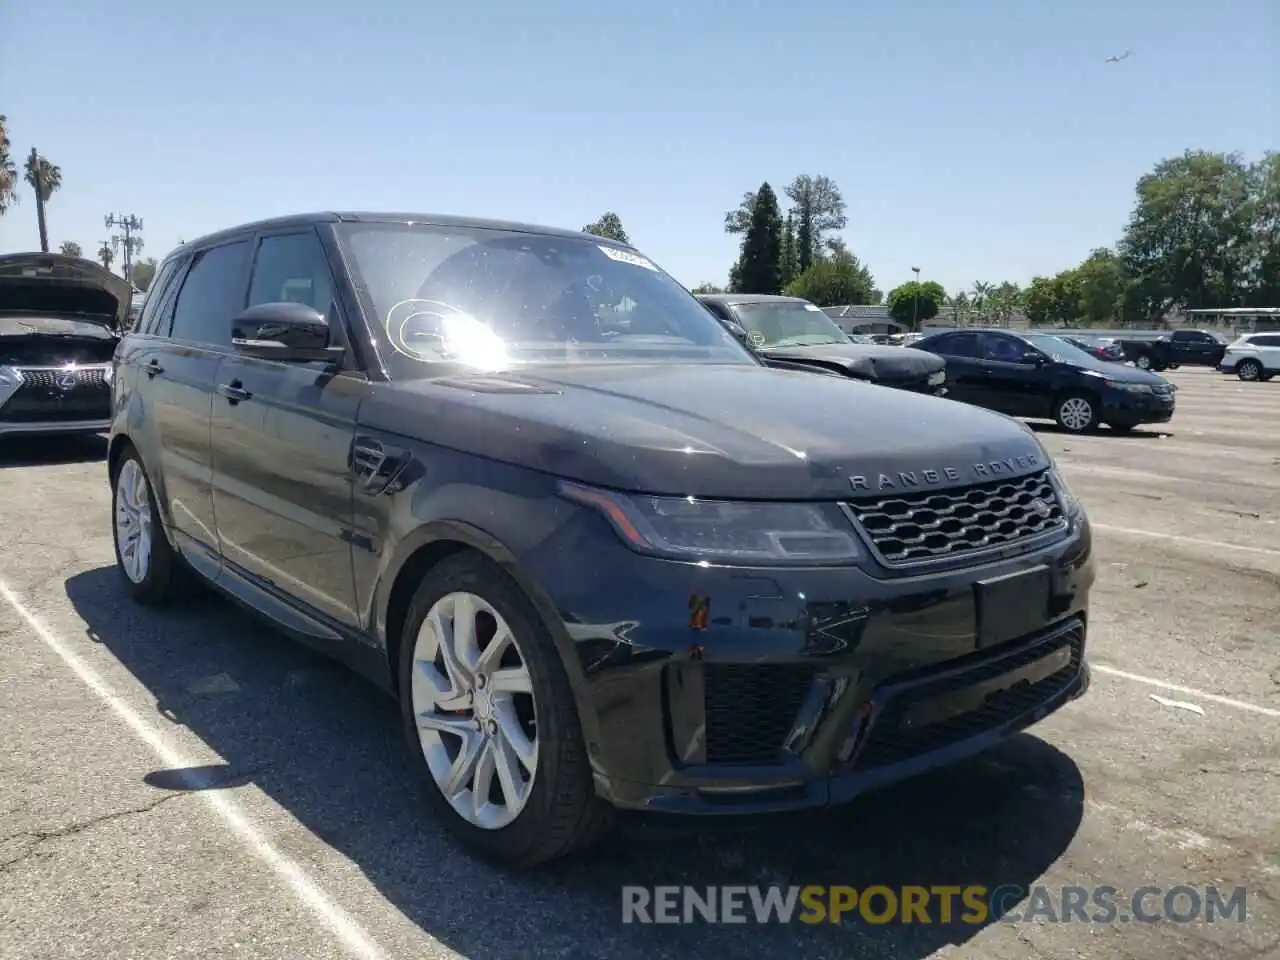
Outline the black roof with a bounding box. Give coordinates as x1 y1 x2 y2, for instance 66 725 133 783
696 293 809 306
172 211 627 259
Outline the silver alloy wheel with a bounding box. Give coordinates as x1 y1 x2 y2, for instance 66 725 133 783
1135 355 1152 370
1059 397 1094 431
410 591 538 830
1239 360 1260 381
114 459 153 584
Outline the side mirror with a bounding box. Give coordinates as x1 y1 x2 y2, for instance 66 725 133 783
1019 351 1047 366
722 319 753 348
231 302 345 365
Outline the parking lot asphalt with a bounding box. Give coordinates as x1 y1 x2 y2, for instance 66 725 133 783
1 367 1277 960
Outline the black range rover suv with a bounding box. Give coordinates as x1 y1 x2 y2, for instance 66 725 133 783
109 213 1094 865
0 253 131 438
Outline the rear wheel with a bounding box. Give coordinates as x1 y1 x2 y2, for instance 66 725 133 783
1134 354 1153 371
112 448 183 604
397 551 610 866
1237 359 1262 382
1055 393 1098 433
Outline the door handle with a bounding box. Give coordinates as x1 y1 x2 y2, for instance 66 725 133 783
145 359 164 378
217 380 252 403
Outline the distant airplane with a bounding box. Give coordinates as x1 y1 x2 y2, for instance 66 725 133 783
1104 49 1132 63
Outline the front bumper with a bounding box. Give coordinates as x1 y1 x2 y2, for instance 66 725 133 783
1100 391 1175 427
545 509 1095 815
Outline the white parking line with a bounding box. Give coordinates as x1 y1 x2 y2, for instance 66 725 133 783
0 580 391 960
1091 523 1280 558
1092 663 1280 719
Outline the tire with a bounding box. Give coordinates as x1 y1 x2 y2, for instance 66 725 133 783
397 551 611 866
111 446 184 605
1134 354 1153 371
1054 393 1098 434
1237 359 1262 382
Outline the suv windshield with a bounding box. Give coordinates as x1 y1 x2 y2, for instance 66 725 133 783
731 301 849 347
335 222 755 376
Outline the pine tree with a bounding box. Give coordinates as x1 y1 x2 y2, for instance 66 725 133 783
735 182 783 295
779 213 798 288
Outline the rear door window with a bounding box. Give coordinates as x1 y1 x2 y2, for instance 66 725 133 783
922 333 979 358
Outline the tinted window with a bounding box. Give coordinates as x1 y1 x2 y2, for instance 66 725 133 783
982 335 1027 362
168 242 251 346
137 259 182 335
144 259 190 336
248 232 334 314
1251 335 1280 347
335 222 753 377
921 333 979 358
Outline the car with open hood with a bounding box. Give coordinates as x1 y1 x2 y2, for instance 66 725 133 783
697 293 947 395
912 328 1176 433
0 252 131 438
108 212 1093 866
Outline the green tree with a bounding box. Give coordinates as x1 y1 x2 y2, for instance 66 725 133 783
784 252 877 307
132 257 158 292
1073 249 1126 325
723 189 758 235
779 213 799 287
887 280 946 329
731 182 783 295
691 281 724 295
97 241 114 271
23 148 61 253
582 212 630 244
1119 150 1253 317
785 174 846 271
1023 272 1081 327
58 240 82 257
0 116 17 217
1245 152 1280 306
986 281 1024 326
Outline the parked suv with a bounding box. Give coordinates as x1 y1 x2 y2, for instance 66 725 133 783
1218 333 1280 381
0 252 131 438
109 213 1093 865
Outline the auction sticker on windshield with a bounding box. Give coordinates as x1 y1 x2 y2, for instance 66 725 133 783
598 245 658 271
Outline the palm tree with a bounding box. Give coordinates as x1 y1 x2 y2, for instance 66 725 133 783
0 116 17 217
98 242 115 271
24 148 62 253
946 292 970 326
970 281 993 324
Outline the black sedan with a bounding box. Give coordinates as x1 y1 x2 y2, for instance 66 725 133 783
697 294 947 394
912 329 1176 433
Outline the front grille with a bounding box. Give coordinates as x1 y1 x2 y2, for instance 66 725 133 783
704 664 816 765
845 469 1067 566
1152 383 1175 399
851 620 1084 770
0 367 111 423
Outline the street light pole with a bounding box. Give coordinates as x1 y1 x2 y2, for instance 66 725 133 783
911 266 921 332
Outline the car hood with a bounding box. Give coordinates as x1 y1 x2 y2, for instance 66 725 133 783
0 253 132 330
1068 355 1170 385
756 341 945 381
366 364 1049 500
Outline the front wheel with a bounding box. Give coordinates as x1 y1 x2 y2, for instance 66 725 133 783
398 551 610 866
112 448 184 604
1055 393 1098 433
1237 359 1262 382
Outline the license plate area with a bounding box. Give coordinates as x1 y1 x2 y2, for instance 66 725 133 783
975 565 1050 648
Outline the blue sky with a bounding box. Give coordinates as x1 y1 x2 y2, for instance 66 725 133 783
1 0 1275 295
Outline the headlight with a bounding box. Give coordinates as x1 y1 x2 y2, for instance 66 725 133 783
0 365 23 387
1048 466 1082 517
104 365 114 384
559 481 862 565
1106 381 1153 394
927 370 945 386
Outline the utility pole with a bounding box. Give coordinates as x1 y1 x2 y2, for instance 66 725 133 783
105 212 144 284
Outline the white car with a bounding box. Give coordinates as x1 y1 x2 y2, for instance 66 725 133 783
1218 333 1280 382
